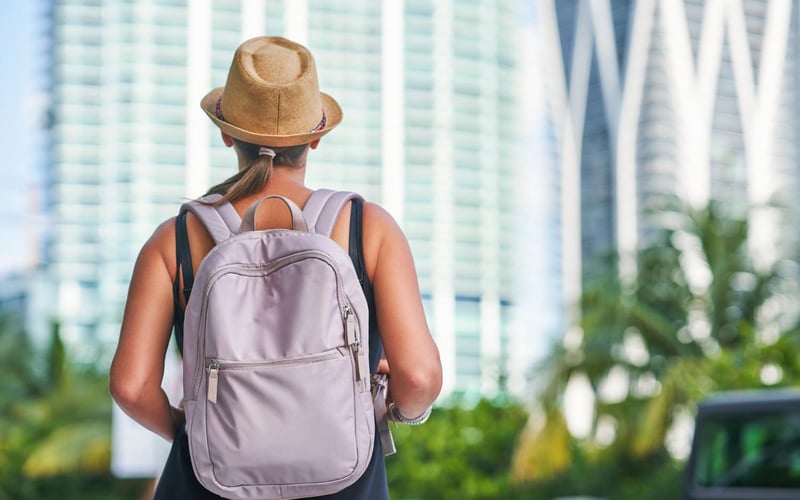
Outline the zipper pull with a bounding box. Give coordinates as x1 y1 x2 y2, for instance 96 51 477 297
357 341 369 383
344 306 356 345
207 361 219 403
345 306 367 381
352 340 364 381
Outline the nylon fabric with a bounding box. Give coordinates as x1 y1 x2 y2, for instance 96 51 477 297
181 193 239 244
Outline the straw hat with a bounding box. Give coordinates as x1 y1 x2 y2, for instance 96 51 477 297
201 36 342 147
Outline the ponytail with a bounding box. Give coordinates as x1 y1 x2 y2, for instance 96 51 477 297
204 156 273 206
202 140 309 206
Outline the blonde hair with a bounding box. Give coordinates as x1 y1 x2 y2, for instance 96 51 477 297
204 140 309 205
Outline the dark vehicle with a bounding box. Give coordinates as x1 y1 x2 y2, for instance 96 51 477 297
685 389 800 499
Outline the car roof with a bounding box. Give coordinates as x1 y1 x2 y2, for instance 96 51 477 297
697 389 800 414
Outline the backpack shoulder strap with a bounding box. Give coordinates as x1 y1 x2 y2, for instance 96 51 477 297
179 193 241 244
304 189 364 237
302 188 336 230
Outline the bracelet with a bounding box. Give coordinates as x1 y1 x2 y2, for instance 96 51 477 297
388 401 432 425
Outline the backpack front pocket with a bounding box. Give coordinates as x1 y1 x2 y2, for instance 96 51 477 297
202 349 362 488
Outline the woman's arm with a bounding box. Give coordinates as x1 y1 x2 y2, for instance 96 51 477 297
364 203 443 420
109 219 183 442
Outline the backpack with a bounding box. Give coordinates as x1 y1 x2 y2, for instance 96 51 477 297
179 189 376 499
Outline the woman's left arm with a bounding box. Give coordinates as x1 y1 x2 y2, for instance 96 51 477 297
109 218 183 442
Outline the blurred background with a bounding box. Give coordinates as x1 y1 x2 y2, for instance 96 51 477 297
3 0 800 499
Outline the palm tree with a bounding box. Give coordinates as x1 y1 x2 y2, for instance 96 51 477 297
0 320 115 498
18 327 112 478
513 200 800 485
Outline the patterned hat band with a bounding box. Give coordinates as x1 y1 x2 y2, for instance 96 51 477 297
215 97 225 121
215 97 326 134
310 110 327 132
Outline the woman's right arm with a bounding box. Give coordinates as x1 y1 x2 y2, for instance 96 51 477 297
109 219 183 441
363 203 443 420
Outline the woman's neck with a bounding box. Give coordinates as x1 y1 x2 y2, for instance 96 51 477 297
270 165 307 185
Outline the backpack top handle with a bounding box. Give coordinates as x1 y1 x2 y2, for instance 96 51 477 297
239 195 309 233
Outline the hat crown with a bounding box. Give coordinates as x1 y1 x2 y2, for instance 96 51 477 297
244 41 308 85
220 37 324 141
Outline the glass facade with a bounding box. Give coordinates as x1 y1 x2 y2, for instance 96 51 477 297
44 0 523 397
545 0 800 289
709 35 747 214
47 1 195 359
636 2 679 246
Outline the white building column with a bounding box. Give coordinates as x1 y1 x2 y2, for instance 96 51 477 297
185 0 212 198
478 0 502 395
241 0 267 40
744 0 791 271
432 0 456 397
381 0 406 222
285 0 308 45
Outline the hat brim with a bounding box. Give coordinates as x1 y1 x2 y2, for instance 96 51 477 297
200 87 343 147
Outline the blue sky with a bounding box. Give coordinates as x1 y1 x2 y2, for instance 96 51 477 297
0 2 42 273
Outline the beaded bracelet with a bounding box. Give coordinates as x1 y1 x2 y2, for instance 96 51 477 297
388 401 432 425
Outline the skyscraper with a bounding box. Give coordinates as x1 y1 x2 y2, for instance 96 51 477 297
43 0 525 397
538 0 800 305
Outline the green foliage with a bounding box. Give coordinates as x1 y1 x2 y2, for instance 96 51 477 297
386 396 529 500
511 448 683 500
511 406 571 481
0 318 148 500
0 474 150 500
514 200 800 498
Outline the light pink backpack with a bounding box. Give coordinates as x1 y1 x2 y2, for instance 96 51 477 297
180 190 375 499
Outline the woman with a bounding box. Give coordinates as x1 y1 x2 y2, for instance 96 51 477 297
109 36 442 499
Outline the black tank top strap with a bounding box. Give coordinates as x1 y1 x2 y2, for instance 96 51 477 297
172 211 192 356
347 197 383 372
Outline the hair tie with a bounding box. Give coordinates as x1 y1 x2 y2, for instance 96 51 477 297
259 147 276 158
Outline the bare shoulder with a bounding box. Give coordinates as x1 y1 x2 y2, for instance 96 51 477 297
136 217 178 274
147 217 177 250
360 201 416 279
361 201 405 241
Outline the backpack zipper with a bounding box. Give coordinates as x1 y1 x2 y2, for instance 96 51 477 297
205 348 345 403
